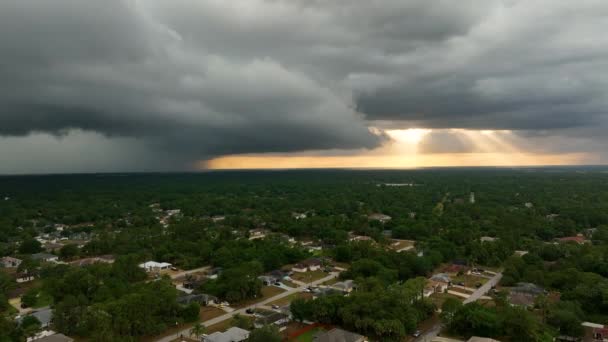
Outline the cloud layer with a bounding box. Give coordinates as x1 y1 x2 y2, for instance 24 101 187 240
1 0 607 172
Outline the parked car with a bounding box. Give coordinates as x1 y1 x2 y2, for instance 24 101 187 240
272 305 280 309
246 308 254 314
413 330 421 337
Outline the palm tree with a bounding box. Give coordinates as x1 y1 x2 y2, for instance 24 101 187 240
190 321 206 340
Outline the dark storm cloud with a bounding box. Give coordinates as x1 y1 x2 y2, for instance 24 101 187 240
354 1 608 132
1 0 608 172
0 0 383 166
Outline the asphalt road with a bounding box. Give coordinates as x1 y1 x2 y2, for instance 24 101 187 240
414 272 503 342
155 272 339 342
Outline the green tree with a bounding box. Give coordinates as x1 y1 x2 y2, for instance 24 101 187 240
60 244 79 260
19 238 42 254
249 325 282 342
190 321 206 340
231 313 252 329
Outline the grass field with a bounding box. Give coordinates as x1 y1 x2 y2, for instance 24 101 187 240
293 327 325 342
268 292 313 307
451 274 488 288
290 270 328 283
234 286 286 308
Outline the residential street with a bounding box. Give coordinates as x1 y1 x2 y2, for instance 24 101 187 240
154 272 339 342
414 272 503 342
170 266 210 280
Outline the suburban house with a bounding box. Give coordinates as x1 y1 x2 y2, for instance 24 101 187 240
211 215 226 223
43 242 64 253
19 308 53 328
480 236 498 243
582 322 608 342
34 333 74 342
292 212 307 220
313 328 366 342
508 282 544 307
556 234 590 245
177 293 217 306
514 250 529 257
292 258 323 273
69 255 115 267
390 239 415 252
333 280 355 293
467 338 501 342
349 235 375 243
248 228 268 240
368 213 392 223
207 267 223 279
254 312 289 330
424 280 448 297
0 256 22 268
313 287 344 299
258 275 279 286
430 273 452 284
16 272 35 283
203 327 250 342
31 253 59 263
138 261 172 272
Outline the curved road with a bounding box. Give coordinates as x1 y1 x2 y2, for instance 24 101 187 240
155 272 339 342
414 272 502 342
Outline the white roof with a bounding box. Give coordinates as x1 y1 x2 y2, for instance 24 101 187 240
138 261 172 268
204 327 250 342
582 322 605 329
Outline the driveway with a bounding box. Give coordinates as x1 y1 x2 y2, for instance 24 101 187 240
154 272 339 342
170 266 210 280
414 272 502 342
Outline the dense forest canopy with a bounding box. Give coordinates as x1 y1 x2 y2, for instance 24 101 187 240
1 167 608 341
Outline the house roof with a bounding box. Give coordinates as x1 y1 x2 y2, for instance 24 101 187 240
19 308 53 326
582 322 605 329
35 334 74 342
430 273 451 283
1 256 22 262
557 236 587 244
512 282 544 295
467 337 501 342
313 328 365 342
255 312 288 326
204 327 250 342
508 293 535 307
138 261 172 269
31 253 57 260
334 280 355 290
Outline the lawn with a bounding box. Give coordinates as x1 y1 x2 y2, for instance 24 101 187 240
268 292 313 307
451 274 488 288
206 319 232 334
282 279 299 288
293 327 326 342
290 270 328 283
429 292 463 308
321 277 339 286
200 306 225 321
233 286 286 308
32 291 53 308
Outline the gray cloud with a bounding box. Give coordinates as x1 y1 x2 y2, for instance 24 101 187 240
1 0 608 172
418 131 477 154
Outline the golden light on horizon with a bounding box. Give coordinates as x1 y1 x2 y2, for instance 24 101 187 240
387 128 431 144
202 128 590 170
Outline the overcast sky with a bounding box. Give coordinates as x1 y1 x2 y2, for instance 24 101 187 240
1 0 608 173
